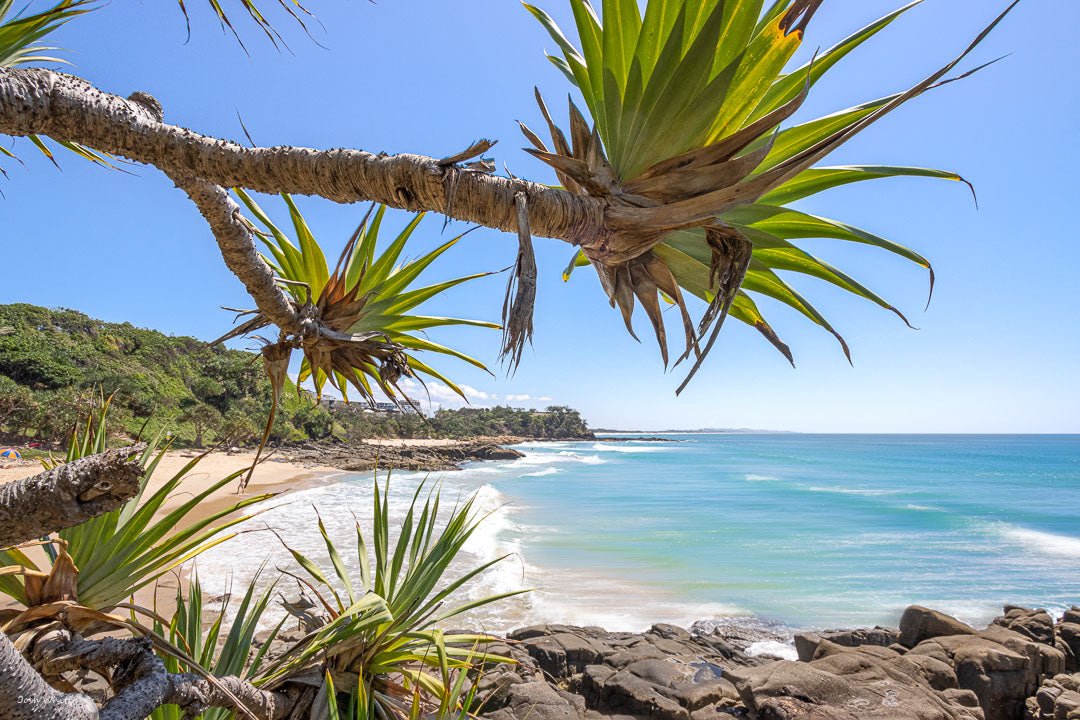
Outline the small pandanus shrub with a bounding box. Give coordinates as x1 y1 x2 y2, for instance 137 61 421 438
526 0 1014 390
0 397 273 614
254 476 523 719
149 569 284 720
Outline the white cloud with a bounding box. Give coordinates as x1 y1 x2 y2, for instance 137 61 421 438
460 385 493 401
291 372 553 414
395 379 496 412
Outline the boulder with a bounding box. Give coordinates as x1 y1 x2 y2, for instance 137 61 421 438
908 625 1065 720
1027 672 1080 719
1056 622 1080 673
520 632 613 677
994 607 1055 646
726 651 982 720
899 606 977 648
491 623 759 720
473 670 525 712
483 682 585 720
794 627 900 662
581 656 739 720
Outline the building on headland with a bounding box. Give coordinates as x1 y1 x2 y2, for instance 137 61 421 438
319 398 419 416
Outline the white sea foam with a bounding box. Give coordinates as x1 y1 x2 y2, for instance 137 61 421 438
904 504 944 512
745 474 778 482
514 451 606 466
807 486 902 497
591 443 665 453
522 467 562 478
1002 526 1080 558
745 640 798 661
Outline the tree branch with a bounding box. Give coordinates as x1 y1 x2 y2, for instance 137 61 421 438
170 175 301 335
0 445 146 548
0 68 608 248
23 629 296 720
0 631 98 720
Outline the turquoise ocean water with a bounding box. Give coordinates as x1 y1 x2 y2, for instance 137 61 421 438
199 434 1080 641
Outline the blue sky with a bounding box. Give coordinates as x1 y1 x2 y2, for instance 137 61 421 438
2 0 1076 432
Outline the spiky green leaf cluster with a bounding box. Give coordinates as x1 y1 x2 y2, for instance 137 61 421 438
531 0 1010 370
233 192 499 407
0 0 120 176
256 476 522 720
0 397 273 609
149 569 284 720
0 0 91 68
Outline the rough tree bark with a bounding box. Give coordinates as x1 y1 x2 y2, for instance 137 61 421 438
0 67 608 245
0 445 146 547
0 631 99 720
0 446 300 720
0 66 617 351
170 175 301 334
0 628 297 720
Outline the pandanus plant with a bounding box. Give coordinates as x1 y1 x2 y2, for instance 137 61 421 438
525 0 1014 390
254 477 522 719
216 193 499 487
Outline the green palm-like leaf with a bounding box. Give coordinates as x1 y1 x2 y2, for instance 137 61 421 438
0 0 92 68
148 568 284 720
529 0 1014 380
0 0 123 175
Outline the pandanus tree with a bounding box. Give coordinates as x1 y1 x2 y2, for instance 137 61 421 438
0 0 1017 717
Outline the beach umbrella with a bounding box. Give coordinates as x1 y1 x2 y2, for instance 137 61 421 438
0 448 20 459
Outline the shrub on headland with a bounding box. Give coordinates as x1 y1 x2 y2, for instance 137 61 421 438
0 304 594 447
0 303 338 447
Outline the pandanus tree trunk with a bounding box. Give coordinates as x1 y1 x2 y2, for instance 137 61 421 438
0 632 99 720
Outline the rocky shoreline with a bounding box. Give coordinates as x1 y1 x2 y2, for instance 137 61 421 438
251 602 1080 720
273 437 529 472
270 434 678 473
459 603 1080 720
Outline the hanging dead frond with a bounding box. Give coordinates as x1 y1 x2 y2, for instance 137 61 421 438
499 191 537 372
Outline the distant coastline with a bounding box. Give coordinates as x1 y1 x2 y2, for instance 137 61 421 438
594 428 797 434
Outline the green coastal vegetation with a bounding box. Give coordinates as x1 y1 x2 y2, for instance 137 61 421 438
0 303 591 448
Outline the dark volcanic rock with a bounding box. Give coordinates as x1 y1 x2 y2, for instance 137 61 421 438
726 649 983 720
487 624 761 720
484 682 585 720
477 605 1080 720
